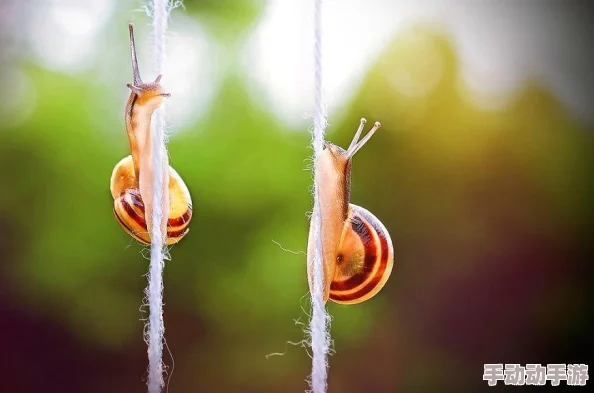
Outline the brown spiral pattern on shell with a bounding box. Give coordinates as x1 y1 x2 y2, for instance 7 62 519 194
113 188 192 245
329 205 394 304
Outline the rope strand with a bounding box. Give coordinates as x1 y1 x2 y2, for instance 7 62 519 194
309 0 330 392
146 0 171 392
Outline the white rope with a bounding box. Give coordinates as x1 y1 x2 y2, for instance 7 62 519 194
308 0 330 392
146 0 171 392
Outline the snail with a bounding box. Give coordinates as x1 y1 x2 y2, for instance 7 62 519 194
307 119 394 305
110 24 192 246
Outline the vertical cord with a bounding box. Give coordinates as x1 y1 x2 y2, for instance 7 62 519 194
309 0 330 392
147 0 169 392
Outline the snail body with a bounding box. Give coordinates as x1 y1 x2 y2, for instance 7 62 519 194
307 119 394 305
110 24 192 245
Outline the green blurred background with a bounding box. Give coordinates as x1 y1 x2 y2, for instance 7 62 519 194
1 0 593 392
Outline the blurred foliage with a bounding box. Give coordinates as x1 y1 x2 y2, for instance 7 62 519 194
183 0 266 39
1 3 592 393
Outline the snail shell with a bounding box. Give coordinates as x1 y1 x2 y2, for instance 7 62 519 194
329 204 394 304
110 155 192 245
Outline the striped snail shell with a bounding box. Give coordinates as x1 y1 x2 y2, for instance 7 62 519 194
110 155 192 245
329 204 394 304
307 118 393 305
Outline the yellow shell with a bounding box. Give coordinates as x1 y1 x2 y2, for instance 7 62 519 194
110 155 192 245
